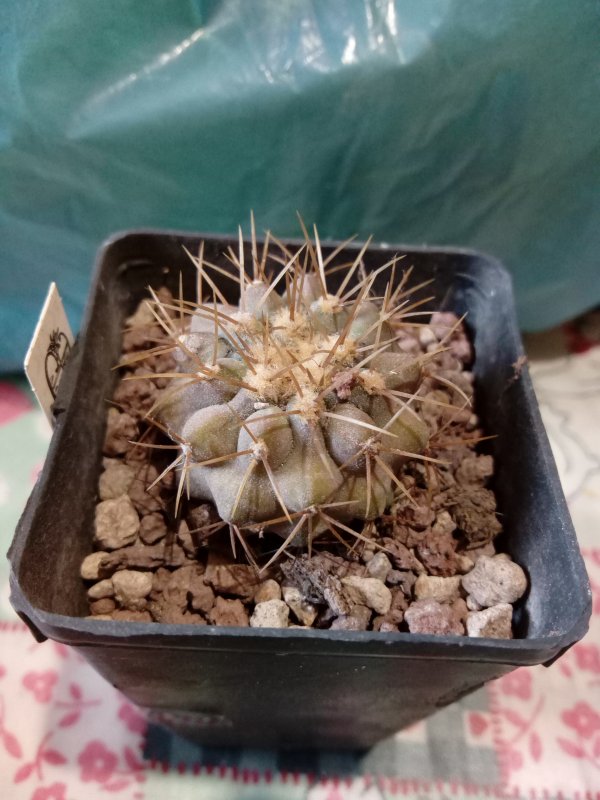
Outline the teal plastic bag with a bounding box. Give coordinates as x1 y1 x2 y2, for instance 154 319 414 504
1 0 599 371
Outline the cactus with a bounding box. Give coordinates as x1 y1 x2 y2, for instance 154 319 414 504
146 222 439 558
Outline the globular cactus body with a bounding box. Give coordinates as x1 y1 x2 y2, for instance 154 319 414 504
155 228 431 541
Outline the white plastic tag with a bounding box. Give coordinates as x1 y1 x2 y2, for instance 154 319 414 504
24 283 74 424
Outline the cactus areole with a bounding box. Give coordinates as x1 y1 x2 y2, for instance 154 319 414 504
152 226 437 547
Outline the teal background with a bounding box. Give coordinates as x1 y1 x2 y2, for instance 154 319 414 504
1 0 599 370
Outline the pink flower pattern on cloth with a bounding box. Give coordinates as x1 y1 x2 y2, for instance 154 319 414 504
78 741 119 783
118 703 147 735
498 670 532 701
31 783 67 800
22 672 58 704
562 703 600 740
574 643 600 674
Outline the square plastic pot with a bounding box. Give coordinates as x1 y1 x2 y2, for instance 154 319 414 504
8 230 591 750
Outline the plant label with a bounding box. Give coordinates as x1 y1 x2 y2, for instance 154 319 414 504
24 282 74 425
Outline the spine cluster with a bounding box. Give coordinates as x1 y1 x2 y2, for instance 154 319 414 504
134 222 458 560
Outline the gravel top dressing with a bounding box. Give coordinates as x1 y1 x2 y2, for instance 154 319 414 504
81 230 527 637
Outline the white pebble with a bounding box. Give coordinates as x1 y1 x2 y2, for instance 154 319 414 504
456 555 475 574
87 579 114 600
361 545 376 563
414 575 461 603
462 555 527 608
250 600 289 629
80 552 108 581
432 510 456 536
467 604 513 639
341 576 392 615
112 570 152 611
282 585 318 627
365 552 392 582
466 594 483 611
418 327 437 347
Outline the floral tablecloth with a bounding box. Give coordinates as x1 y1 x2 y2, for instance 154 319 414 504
1 313 599 800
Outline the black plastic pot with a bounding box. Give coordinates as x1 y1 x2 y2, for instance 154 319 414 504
8 230 591 750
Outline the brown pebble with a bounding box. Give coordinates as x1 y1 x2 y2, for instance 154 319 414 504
429 311 460 340
189 574 215 614
162 541 192 568
452 597 469 623
111 609 152 622
149 604 206 625
330 616 366 631
122 323 163 353
456 455 494 486
372 588 407 630
386 570 417 597
208 597 249 627
404 599 464 636
151 567 172 599
380 621 399 632
103 408 138 457
128 464 164 514
155 286 175 307
123 440 151 466
382 539 424 573
204 564 260 601
330 604 371 631
187 503 218 532
160 568 190 611
161 565 204 610
450 487 502 548
90 598 116 615
176 520 196 557
451 338 472 364
98 462 135 501
432 511 456 537
254 579 282 604
99 540 189 575
113 376 157 419
399 504 436 531
415 529 459 577
139 512 168 544
144 351 176 388
94 495 140 551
